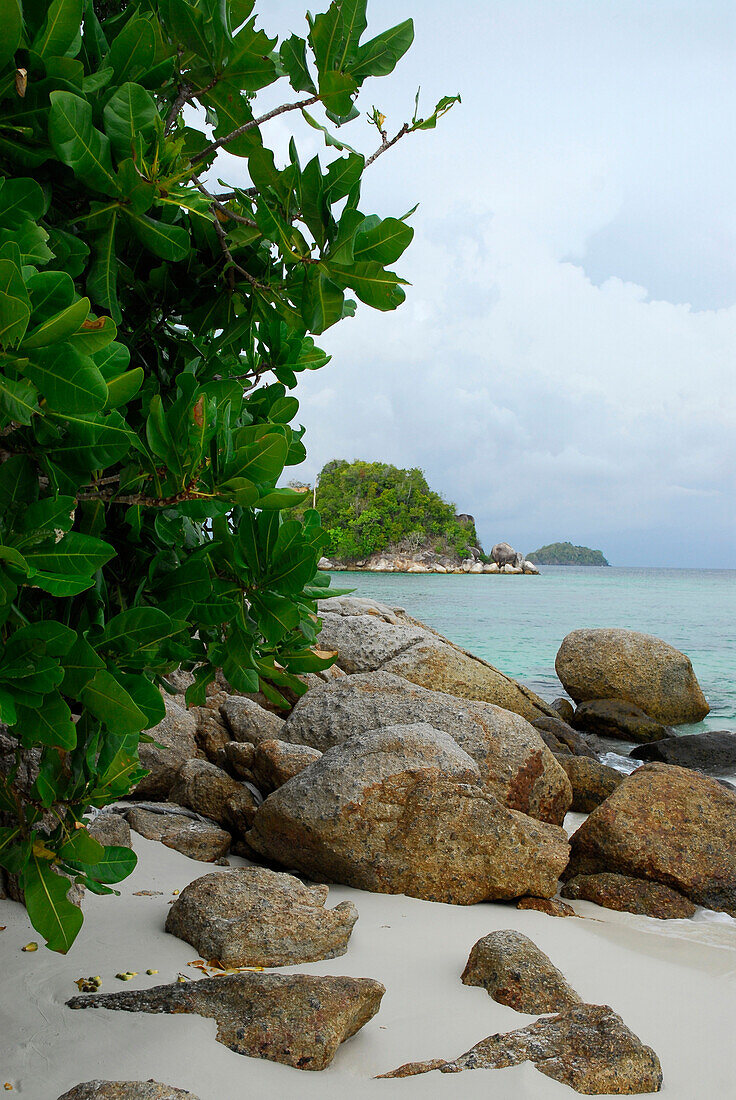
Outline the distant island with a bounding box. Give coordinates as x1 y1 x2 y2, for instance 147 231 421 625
304 460 482 569
527 542 610 566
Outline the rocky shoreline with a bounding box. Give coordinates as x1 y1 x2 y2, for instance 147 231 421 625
4 597 735 1098
319 540 541 574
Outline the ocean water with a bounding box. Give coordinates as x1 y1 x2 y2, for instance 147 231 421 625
329 566 736 736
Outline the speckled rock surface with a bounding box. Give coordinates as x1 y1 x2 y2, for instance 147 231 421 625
250 739 322 794
247 724 569 904
461 930 581 1013
67 973 385 1071
379 1004 663 1093
556 628 709 725
132 696 199 799
282 671 571 824
88 812 131 849
516 896 577 917
220 696 285 744
168 760 244 828
165 867 358 966
126 807 230 862
565 763 736 915
572 699 671 743
57 1082 199 1099
553 754 625 812
561 872 697 919
316 596 556 721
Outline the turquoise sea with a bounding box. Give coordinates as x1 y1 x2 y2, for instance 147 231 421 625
330 567 736 737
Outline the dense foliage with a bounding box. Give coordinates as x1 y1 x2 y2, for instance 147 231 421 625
0 0 456 949
313 459 479 562
527 542 610 566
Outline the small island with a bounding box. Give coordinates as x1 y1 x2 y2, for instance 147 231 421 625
527 542 610 566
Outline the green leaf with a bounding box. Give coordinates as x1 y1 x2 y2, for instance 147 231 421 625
326 260 407 310
0 0 22 70
101 606 185 654
309 0 367 75
0 374 40 425
280 34 317 94
0 257 31 348
107 15 156 83
81 669 148 735
123 209 189 261
87 210 121 323
301 109 357 153
0 179 46 229
24 532 116 577
349 18 414 79
0 456 36 508
317 70 358 117
21 343 107 413
16 693 76 750
104 366 143 409
31 0 84 61
302 270 345 332
61 635 104 697
49 91 119 196
67 314 117 355
103 83 158 159
352 217 413 264
69 843 137 884
227 433 288 484
23 855 83 953
21 297 91 350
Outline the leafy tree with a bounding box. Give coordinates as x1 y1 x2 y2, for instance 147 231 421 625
526 543 610 566
0 0 457 950
313 460 479 561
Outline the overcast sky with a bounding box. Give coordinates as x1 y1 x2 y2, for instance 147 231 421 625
221 1 736 567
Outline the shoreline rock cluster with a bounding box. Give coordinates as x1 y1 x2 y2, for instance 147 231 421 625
318 540 540 575
33 596 735 1096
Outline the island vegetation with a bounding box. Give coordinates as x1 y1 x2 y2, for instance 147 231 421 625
527 542 610 566
303 460 481 564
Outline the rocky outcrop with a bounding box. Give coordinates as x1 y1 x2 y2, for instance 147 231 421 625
316 597 556 722
555 628 709 725
219 696 286 744
564 763 736 914
379 1004 662 1093
168 760 245 829
281 671 570 824
533 716 596 757
492 541 524 568
125 806 231 863
88 812 131 849
165 868 358 967
250 739 322 794
68 973 385 1071
561 873 696 919
572 699 671 743
516 896 576 917
216 741 255 779
57 1084 199 1100
630 730 736 774
461 930 581 1013
247 724 570 904
132 695 200 799
553 755 626 812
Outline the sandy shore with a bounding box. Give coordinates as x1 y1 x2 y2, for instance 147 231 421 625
2 819 735 1099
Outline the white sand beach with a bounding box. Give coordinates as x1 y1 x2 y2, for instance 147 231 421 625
2 818 735 1100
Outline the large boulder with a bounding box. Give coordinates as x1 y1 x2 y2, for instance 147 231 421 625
630 730 736 774
532 716 596 757
572 699 671 743
564 763 736 915
555 628 709 725
561 873 696 919
250 739 322 794
491 542 523 568
132 695 200 799
165 867 358 966
379 1004 663 1093
168 760 244 829
461 930 581 1013
219 696 285 744
247 724 570 905
87 812 131 849
68 973 384 1071
553 754 625 812
281 671 571 825
57 1084 199 1100
126 806 231 863
317 596 555 722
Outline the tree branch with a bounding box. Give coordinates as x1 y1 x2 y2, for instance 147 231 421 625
164 81 193 136
190 94 321 166
365 122 411 169
193 178 257 227
211 208 269 291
